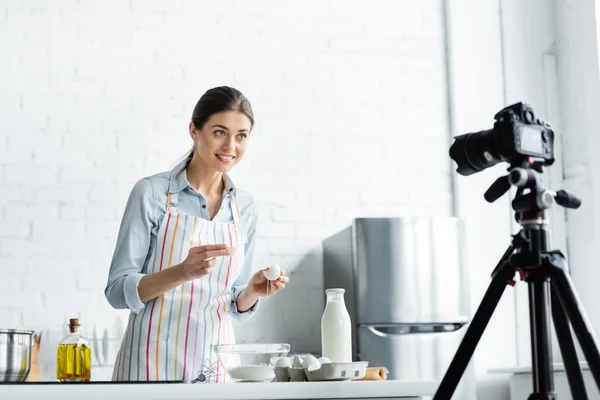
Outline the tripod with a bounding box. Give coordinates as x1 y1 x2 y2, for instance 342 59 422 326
433 162 600 399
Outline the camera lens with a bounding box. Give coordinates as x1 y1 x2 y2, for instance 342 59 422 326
449 129 502 176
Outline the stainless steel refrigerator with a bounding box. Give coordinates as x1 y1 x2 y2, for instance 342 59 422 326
323 217 475 396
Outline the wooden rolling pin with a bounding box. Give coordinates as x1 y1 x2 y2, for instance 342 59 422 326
353 367 388 381
26 332 42 382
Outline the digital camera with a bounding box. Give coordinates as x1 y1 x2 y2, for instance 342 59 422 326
449 102 555 176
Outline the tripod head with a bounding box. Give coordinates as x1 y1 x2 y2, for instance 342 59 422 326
484 158 581 285
483 158 581 226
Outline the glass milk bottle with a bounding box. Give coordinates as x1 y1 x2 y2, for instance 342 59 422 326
321 288 352 363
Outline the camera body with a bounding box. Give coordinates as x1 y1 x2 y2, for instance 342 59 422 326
449 102 555 176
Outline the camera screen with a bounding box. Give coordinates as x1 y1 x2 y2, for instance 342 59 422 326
520 125 544 155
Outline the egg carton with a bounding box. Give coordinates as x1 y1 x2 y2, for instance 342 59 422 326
275 362 369 382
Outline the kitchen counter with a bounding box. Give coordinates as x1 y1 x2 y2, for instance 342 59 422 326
0 380 437 400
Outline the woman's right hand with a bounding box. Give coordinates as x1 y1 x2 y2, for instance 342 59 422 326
180 244 231 280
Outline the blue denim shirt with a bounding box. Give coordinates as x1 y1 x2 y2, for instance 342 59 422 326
104 161 260 321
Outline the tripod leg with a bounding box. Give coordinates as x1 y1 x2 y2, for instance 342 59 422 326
549 254 600 390
527 279 556 399
433 259 516 400
550 285 588 400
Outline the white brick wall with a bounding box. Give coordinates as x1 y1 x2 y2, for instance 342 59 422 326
0 0 454 382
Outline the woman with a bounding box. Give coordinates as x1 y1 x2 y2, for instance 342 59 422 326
105 86 289 383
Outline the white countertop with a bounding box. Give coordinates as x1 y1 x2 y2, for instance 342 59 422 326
0 380 438 400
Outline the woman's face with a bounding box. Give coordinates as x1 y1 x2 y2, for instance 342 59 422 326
189 110 252 173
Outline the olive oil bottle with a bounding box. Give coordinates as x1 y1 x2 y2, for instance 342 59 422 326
57 318 91 382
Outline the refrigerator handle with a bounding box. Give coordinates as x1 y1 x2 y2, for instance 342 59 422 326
366 323 466 336
367 326 391 337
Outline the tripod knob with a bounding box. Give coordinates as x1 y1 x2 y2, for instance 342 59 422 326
509 167 540 188
537 190 554 210
512 190 554 212
484 175 511 203
555 189 582 209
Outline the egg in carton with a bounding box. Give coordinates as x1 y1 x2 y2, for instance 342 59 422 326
274 354 335 382
274 354 308 382
274 356 292 382
277 353 369 382
303 354 325 371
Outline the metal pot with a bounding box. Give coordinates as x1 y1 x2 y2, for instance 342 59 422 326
0 329 35 382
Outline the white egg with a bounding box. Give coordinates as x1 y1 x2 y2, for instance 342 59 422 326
263 264 281 281
302 354 321 371
275 357 292 368
317 356 332 364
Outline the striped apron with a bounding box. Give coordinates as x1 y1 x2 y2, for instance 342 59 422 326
112 191 245 383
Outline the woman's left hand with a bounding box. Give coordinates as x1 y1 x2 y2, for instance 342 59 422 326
248 267 289 297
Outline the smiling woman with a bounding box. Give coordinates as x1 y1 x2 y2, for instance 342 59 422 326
103 86 290 383
179 87 254 180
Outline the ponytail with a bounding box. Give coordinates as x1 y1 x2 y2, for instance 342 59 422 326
175 146 194 177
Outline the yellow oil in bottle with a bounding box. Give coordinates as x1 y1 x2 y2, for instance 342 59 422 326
57 343 91 381
57 318 91 382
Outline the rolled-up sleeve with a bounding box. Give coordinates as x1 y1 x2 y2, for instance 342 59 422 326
104 178 155 314
229 206 260 321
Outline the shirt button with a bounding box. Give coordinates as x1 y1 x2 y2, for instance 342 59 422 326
202 204 206 209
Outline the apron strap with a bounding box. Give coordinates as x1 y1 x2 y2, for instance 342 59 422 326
230 195 242 227
166 192 179 212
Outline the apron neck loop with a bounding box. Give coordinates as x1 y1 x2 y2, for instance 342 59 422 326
230 195 242 226
167 192 179 212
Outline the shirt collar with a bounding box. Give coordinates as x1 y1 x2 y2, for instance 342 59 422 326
168 160 237 196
